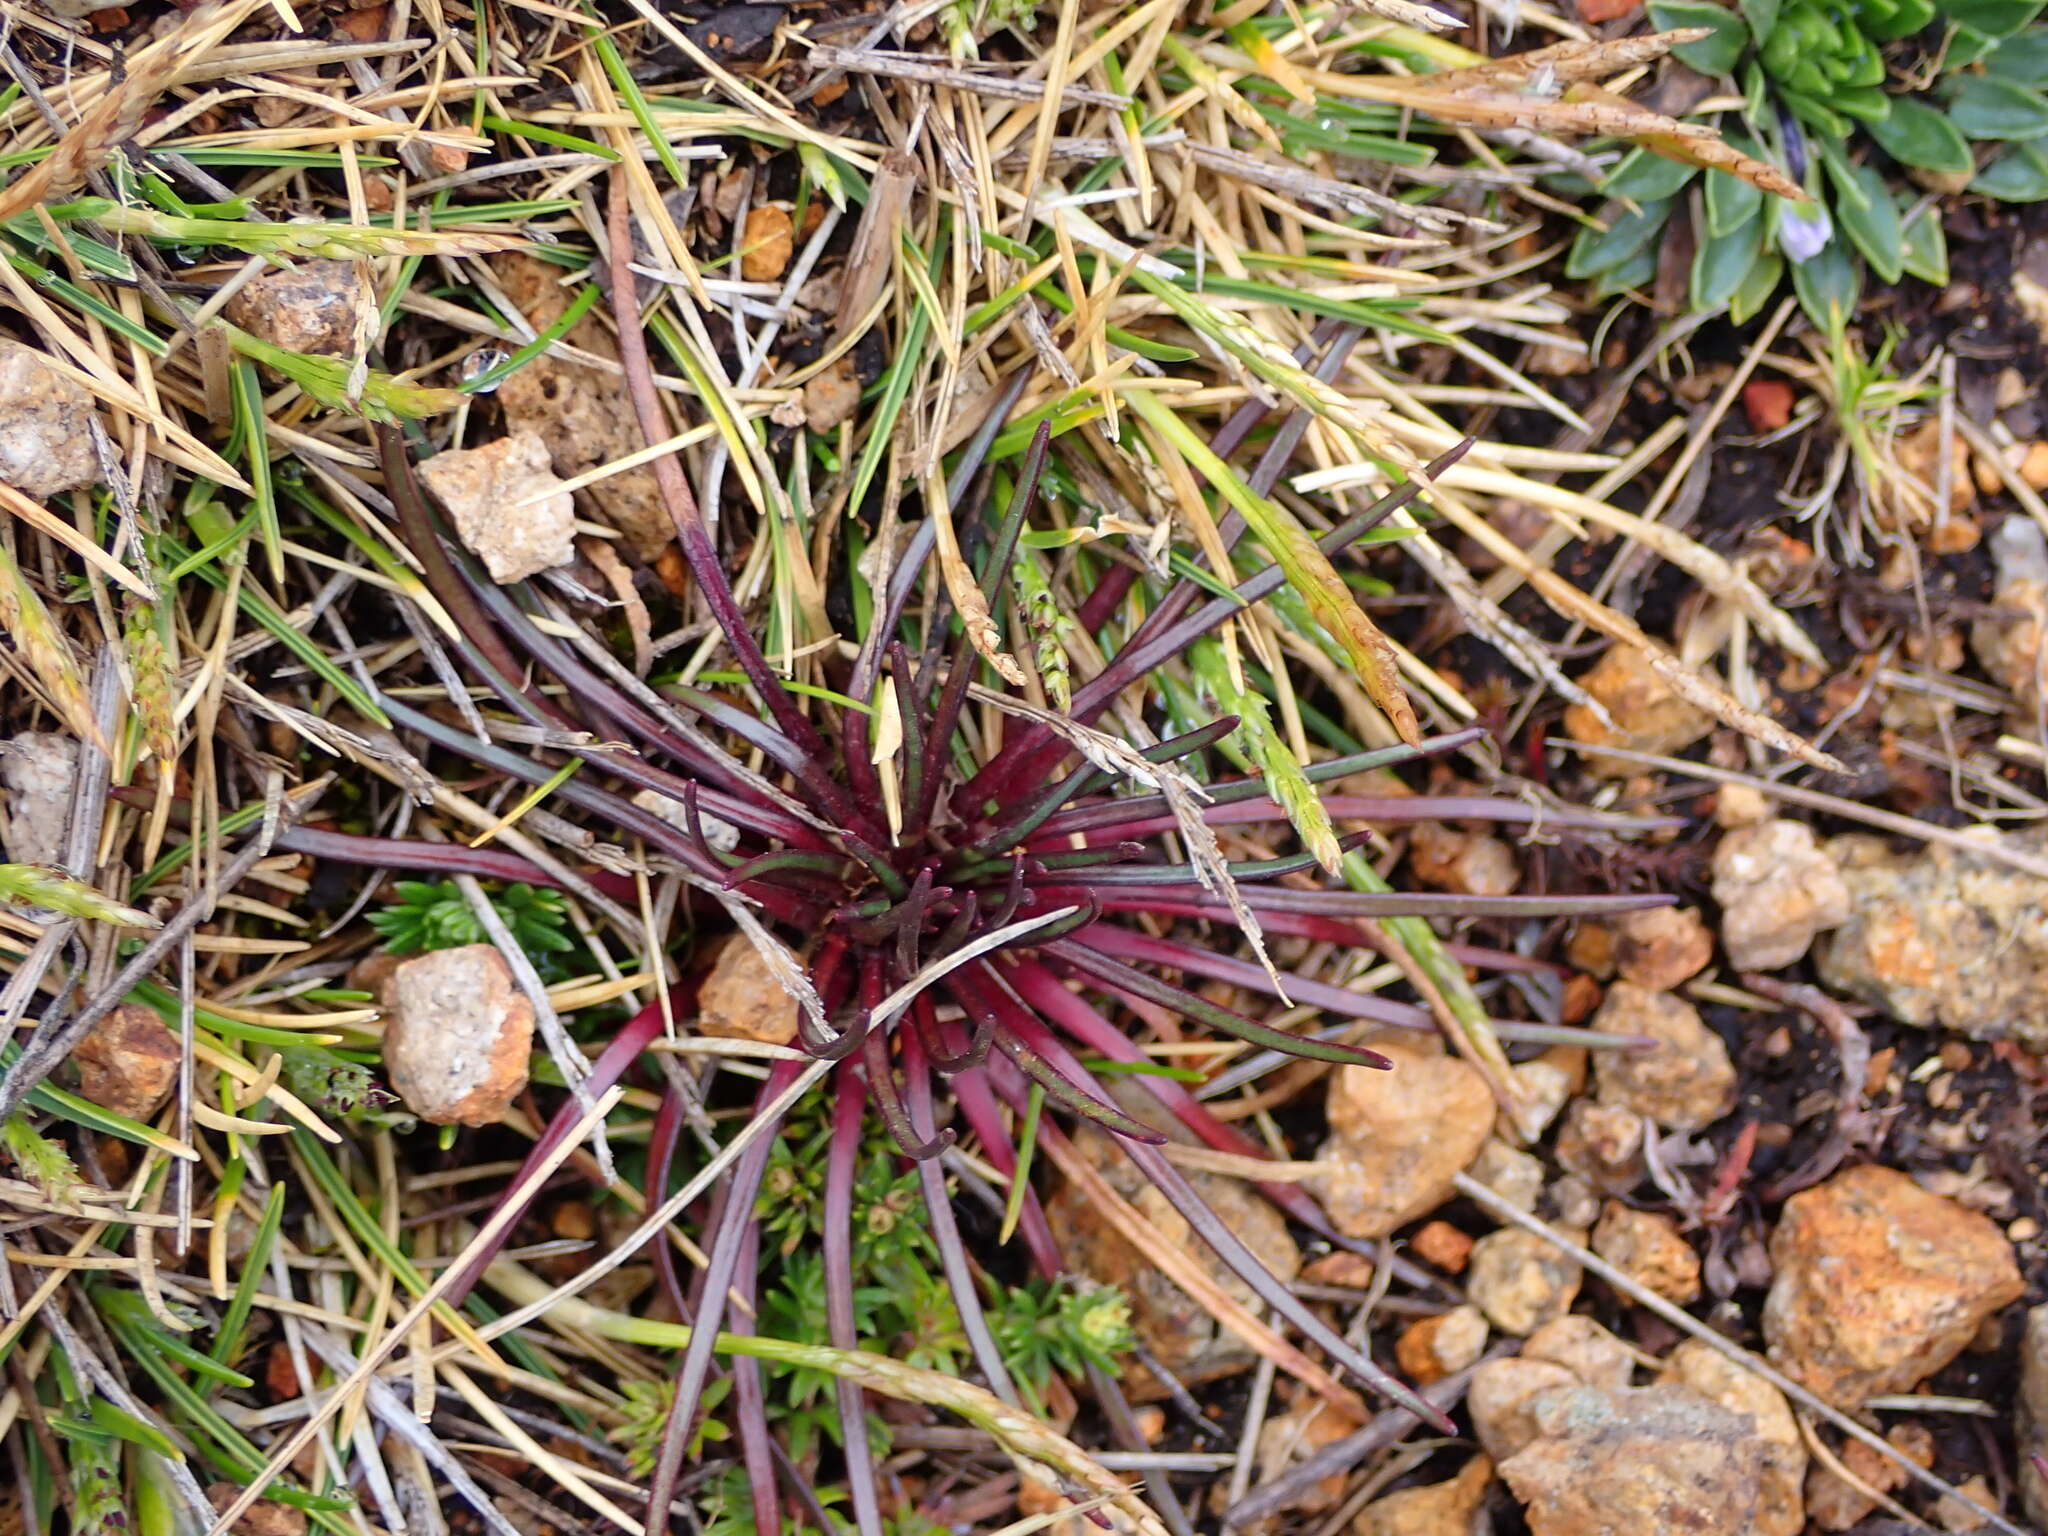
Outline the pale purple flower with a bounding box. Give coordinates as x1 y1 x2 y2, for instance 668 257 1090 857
1778 198 1834 263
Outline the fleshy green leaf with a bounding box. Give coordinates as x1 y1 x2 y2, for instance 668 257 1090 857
1692 214 1767 309
1791 239 1862 334
1946 21 2004 64
1972 138 2048 197
1566 198 1675 279
1865 96 1976 172
1987 29 2048 83
1729 250 1787 323
1935 0 2046 35
1706 147 1767 236
1949 73 2048 137
1864 0 1937 36
1741 0 1783 46
1604 146 1701 200
1830 84 1894 121
1827 160 1906 282
1900 207 1950 283
1649 0 1753 70
1591 245 1659 299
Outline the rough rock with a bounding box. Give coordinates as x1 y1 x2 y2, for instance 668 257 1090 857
1806 1426 1930 1531
1714 783 1771 828
0 731 78 865
1711 818 1852 972
224 260 371 357
416 432 577 584
1567 920 1616 979
1936 1474 2002 1533
1658 1342 1805 1536
1611 907 1713 992
803 356 864 433
1554 1100 1646 1195
740 204 794 282
1410 1219 1474 1274
1307 1042 1493 1240
1466 1228 1583 1336
1818 828 2048 1047
1592 1201 1701 1304
1764 1164 2023 1406
492 253 669 559
1505 1057 1573 1144
1546 1174 1602 1231
72 1003 179 1121
1564 645 1713 778
0 340 99 498
1253 1403 1363 1515
1496 1383 1764 1536
697 934 800 1045
1407 820 1519 897
382 944 534 1126
1469 1358 1580 1462
2014 1304 2048 1530
1049 1128 1300 1392
1591 983 1735 1132
1395 1304 1488 1385
1974 516 2048 714
1523 1316 1635 1390
1352 1454 1492 1536
1467 1138 1546 1212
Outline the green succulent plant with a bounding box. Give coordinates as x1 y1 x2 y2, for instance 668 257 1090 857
365 878 575 966
1569 0 2048 325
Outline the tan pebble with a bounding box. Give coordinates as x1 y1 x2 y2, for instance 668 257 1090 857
1395 1305 1488 1384
1498 1383 1767 1536
1591 983 1736 1132
224 260 372 358
1564 646 1714 778
416 432 577 584
1353 1455 1492 1536
1524 1315 1635 1389
1466 1227 1583 1335
1611 906 1713 992
1764 1164 2022 1406
0 731 78 866
1592 1201 1702 1304
72 1003 179 1121
382 944 534 1126
1410 1219 1474 1274
1936 1473 2001 1533
741 205 794 282
2024 443 2048 492
1305 1042 1494 1240
698 934 801 1045
803 355 864 433
0 340 100 498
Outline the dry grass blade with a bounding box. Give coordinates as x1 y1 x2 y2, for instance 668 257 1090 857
0 1 224 222
1421 28 1716 90
0 541 106 753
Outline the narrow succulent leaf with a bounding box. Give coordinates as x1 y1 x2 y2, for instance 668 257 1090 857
1046 939 1392 1068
